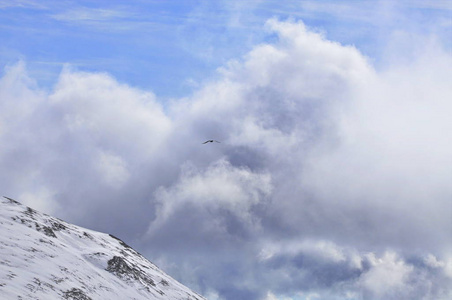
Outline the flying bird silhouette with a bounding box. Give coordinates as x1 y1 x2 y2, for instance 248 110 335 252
202 140 221 144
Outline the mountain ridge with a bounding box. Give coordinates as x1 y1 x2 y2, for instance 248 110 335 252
0 196 206 300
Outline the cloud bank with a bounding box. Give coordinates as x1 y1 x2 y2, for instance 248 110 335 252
0 19 451 299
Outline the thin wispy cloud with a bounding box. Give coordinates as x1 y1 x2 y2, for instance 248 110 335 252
0 0 47 9
49 6 157 33
407 0 452 10
51 7 131 23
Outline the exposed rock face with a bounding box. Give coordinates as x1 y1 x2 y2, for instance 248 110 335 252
106 256 156 287
0 197 205 300
63 288 92 300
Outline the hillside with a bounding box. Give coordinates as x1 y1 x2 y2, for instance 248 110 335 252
0 196 206 300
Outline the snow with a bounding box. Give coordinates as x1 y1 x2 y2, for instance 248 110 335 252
0 197 206 300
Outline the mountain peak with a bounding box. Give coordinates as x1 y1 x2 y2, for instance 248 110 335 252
0 197 205 300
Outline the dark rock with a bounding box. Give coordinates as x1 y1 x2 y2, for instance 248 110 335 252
50 220 67 231
63 288 92 300
106 256 155 287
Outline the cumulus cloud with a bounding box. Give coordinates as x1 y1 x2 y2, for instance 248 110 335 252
95 150 130 187
146 159 272 253
149 159 272 230
359 252 413 298
1 17 451 300
148 19 451 299
0 63 172 233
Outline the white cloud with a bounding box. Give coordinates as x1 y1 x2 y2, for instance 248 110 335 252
0 62 44 123
227 18 373 94
96 151 130 187
50 68 172 159
424 254 445 269
264 292 279 300
444 257 452 279
298 38 452 250
360 252 413 297
263 291 298 300
148 159 272 235
0 63 174 225
258 239 348 264
19 187 59 215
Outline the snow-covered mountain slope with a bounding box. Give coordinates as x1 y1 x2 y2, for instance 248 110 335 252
0 196 206 300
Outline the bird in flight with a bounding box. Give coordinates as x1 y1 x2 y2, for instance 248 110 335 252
202 140 221 144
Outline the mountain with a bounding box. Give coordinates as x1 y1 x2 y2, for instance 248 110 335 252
0 196 206 300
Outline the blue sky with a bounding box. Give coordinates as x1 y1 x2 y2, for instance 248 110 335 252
1 0 450 98
1 1 451 300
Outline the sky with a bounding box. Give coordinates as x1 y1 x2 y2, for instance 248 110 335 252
0 0 451 299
